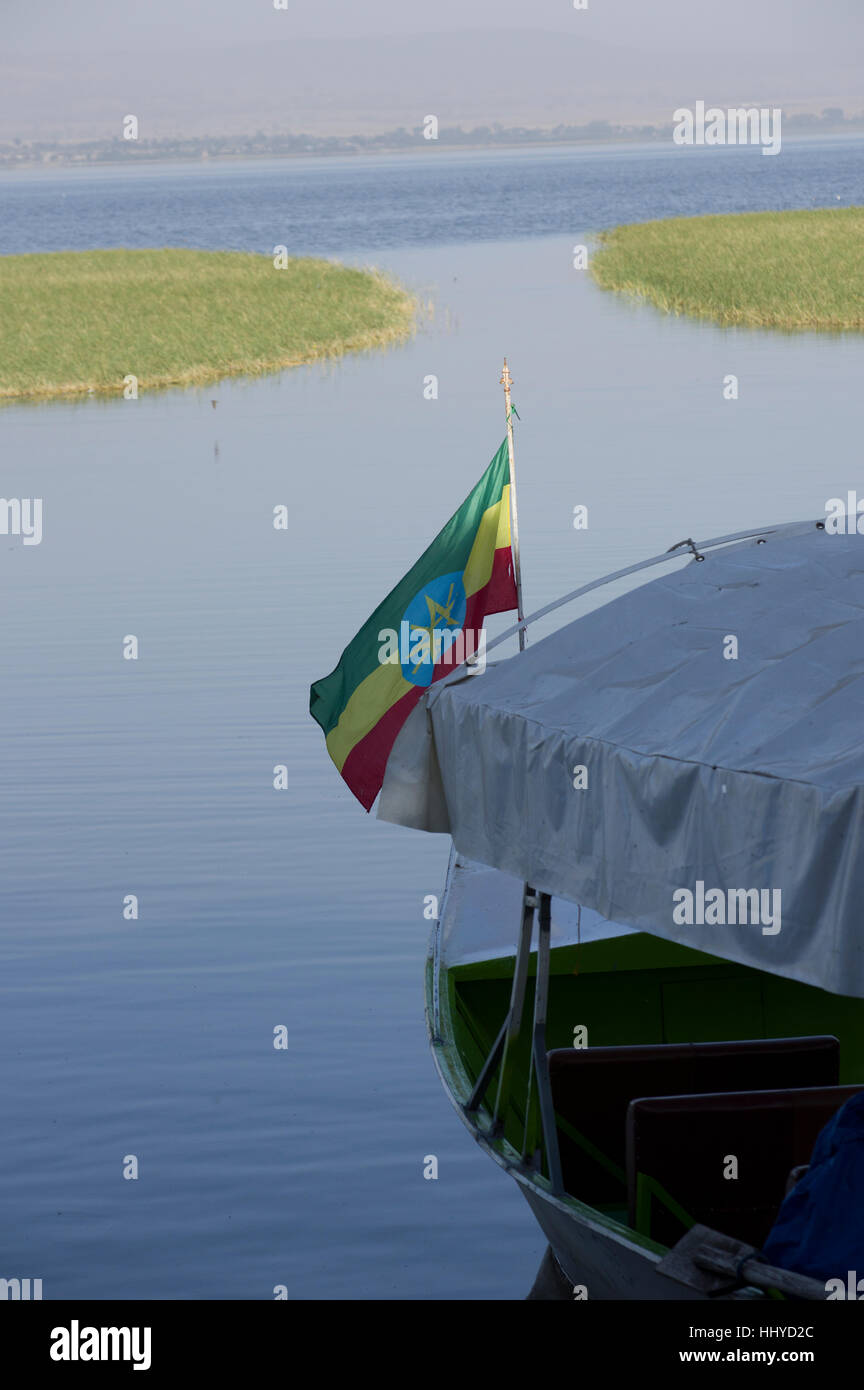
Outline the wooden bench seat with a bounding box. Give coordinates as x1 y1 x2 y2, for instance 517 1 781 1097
548 1036 839 1205
626 1082 863 1248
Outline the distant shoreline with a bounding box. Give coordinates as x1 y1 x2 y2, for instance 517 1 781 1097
3 122 864 173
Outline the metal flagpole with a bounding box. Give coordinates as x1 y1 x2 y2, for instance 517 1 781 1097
427 366 525 1069
500 359 526 652
467 366 563 1193
466 363 535 1129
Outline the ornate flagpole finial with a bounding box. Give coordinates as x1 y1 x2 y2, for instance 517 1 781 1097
500 358 513 391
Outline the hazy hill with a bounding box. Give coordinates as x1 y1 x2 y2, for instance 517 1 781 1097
1 30 860 142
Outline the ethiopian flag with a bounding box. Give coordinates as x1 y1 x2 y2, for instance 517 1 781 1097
310 439 518 810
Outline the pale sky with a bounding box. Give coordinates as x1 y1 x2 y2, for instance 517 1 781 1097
5 0 862 60
3 1 861 140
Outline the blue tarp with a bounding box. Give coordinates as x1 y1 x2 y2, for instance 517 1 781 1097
763 1091 864 1286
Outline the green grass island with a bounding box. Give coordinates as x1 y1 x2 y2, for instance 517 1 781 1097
591 207 864 331
0 248 417 400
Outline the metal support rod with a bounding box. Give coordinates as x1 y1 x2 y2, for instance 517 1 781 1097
532 893 565 1196
465 1017 508 1115
520 1024 538 1162
465 885 536 1116
500 358 526 653
492 886 537 1130
441 520 813 678
430 844 457 1044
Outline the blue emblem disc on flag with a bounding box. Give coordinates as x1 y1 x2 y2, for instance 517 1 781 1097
400 572 467 687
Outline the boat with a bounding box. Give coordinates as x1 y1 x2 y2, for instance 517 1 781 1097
377 517 864 1300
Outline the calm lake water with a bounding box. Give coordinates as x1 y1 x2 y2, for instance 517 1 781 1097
3 137 863 258
2 139 864 1299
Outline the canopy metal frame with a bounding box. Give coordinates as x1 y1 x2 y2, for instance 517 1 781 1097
465 519 821 669
465 885 565 1196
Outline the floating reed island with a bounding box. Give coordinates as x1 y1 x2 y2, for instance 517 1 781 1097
591 207 864 331
0 248 416 400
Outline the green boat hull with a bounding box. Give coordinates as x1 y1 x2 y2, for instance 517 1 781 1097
426 919 864 1299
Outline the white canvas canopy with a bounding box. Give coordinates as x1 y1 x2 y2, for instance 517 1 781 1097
380 522 864 998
